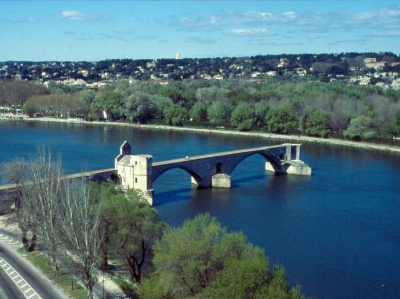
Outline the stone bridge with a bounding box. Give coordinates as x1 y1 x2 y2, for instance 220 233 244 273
115 141 311 205
0 169 116 213
0 141 311 209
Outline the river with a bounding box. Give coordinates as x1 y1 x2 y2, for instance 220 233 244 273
1 120 400 299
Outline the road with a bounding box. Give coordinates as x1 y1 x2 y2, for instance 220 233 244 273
0 265 26 299
0 230 69 299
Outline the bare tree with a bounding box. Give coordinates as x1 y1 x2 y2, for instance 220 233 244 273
0 158 28 211
2 151 105 298
0 158 37 251
57 180 104 299
21 148 64 273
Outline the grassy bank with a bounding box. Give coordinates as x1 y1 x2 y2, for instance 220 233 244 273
20 249 88 299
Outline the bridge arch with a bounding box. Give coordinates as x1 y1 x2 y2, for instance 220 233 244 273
221 151 284 176
152 164 205 186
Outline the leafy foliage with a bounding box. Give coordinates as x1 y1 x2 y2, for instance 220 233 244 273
230 103 257 131
140 213 308 299
163 103 188 126
91 91 124 120
265 106 297 134
393 109 400 136
21 100 35 117
6 70 400 141
100 187 165 283
305 109 330 137
344 116 376 140
124 92 158 123
207 101 230 124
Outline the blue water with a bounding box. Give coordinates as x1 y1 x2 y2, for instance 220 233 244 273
1 120 400 299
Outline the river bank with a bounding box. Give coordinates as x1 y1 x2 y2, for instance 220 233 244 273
17 116 400 155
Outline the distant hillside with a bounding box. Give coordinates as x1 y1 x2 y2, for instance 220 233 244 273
1 52 400 90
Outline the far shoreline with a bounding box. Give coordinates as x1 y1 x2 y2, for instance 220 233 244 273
5 116 400 155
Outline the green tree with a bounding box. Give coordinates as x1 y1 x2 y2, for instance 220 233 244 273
21 100 35 117
230 103 257 131
343 116 376 140
158 84 184 104
140 213 307 299
392 109 400 136
380 123 396 138
163 103 188 126
100 187 165 283
47 81 73 94
305 110 330 137
91 91 124 120
189 101 207 121
265 106 297 134
125 92 158 123
150 94 173 119
80 89 95 112
207 101 230 124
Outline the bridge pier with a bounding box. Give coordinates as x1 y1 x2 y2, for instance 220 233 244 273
265 143 311 175
265 160 312 175
191 174 231 188
211 174 231 188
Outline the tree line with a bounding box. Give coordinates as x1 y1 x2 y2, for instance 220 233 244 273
1 150 309 299
2 78 400 141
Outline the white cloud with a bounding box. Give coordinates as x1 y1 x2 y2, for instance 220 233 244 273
176 10 298 31
136 35 158 40
328 39 367 45
99 32 134 42
258 40 304 46
371 31 400 37
229 29 275 37
184 37 217 44
306 34 319 39
112 30 135 35
58 10 94 21
174 6 400 35
352 8 400 22
177 17 222 32
244 10 296 23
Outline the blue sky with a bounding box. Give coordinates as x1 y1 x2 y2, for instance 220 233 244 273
1 1 400 61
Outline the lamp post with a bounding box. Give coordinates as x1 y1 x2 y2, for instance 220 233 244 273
102 269 105 299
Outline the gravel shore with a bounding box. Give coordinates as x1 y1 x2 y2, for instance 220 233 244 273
20 116 400 155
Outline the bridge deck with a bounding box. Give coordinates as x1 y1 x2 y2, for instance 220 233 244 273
0 168 116 191
153 144 297 166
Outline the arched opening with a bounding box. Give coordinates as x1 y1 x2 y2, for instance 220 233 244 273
279 153 285 160
230 153 274 187
110 173 118 183
216 162 222 174
152 167 202 205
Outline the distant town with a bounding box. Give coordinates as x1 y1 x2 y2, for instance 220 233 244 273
1 52 400 90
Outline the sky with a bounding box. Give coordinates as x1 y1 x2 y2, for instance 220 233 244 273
1 0 400 62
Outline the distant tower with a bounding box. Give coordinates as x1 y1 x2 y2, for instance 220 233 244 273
174 53 180 60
